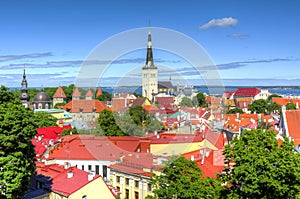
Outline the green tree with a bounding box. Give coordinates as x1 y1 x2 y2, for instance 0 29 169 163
227 108 244 114
62 84 75 102
54 102 66 109
220 129 300 199
286 102 296 110
248 99 268 114
98 109 128 136
267 102 281 114
0 102 37 199
179 97 194 107
128 106 148 125
96 91 112 102
0 86 17 104
194 92 207 107
151 156 221 199
33 111 58 128
145 115 164 133
267 94 282 102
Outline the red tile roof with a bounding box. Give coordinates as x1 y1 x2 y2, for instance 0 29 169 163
156 96 174 107
96 87 102 97
272 97 291 106
72 88 81 97
85 89 93 97
53 86 66 98
35 162 113 197
223 91 235 99
59 99 110 113
285 110 300 145
48 135 142 161
234 88 260 97
131 97 148 107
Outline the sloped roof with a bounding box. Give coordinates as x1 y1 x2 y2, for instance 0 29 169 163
49 135 143 161
223 91 235 99
285 110 300 145
72 88 81 97
131 97 148 107
59 99 110 113
156 96 174 106
96 87 102 97
234 88 260 97
35 162 113 197
272 97 291 106
85 89 93 97
53 86 66 98
158 81 174 89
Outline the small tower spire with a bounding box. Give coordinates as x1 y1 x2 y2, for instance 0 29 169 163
21 67 28 88
146 22 154 67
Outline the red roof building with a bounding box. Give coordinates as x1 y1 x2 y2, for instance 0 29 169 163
234 88 260 98
53 86 67 98
85 89 94 100
96 86 102 97
72 88 81 100
281 109 300 146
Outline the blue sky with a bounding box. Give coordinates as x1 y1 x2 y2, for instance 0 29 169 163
0 0 299 88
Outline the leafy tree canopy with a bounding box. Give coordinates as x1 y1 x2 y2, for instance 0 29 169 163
0 102 37 199
286 102 296 110
33 111 58 128
179 96 194 107
151 156 221 199
227 108 244 114
248 99 268 114
195 92 208 107
220 129 300 199
267 94 282 102
96 91 112 102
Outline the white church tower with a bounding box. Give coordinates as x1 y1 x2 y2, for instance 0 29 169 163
142 25 158 101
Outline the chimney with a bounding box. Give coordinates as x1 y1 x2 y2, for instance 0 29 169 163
88 171 95 181
67 170 73 179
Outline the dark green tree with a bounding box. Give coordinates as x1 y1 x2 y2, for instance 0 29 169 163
248 99 268 114
220 129 300 199
0 102 37 199
33 111 58 128
286 102 296 110
194 92 207 107
151 156 222 199
98 109 128 136
96 91 112 102
129 106 148 125
267 94 282 102
179 97 194 107
267 102 281 114
227 108 244 114
0 86 17 104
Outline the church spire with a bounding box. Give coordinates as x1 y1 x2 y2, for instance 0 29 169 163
21 67 28 88
145 23 154 67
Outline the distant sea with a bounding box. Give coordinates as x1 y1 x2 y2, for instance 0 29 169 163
102 86 300 97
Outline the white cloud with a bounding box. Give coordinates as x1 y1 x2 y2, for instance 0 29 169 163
199 17 238 30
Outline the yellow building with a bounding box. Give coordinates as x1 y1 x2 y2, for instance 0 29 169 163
109 154 163 199
34 108 73 126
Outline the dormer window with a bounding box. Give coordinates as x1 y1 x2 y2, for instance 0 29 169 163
79 107 83 112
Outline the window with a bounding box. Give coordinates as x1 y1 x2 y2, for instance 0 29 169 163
82 195 88 199
125 189 129 199
148 183 152 192
151 74 156 78
135 180 139 188
81 165 84 170
125 178 129 185
103 165 107 178
117 186 120 191
135 191 139 199
95 165 99 175
45 104 49 109
88 165 92 171
38 103 42 109
117 176 120 183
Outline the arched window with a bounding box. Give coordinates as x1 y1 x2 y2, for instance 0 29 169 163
82 195 88 199
38 103 42 109
45 103 49 109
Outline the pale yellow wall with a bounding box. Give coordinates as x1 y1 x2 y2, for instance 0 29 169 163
49 177 114 199
69 177 115 199
110 171 154 199
150 140 217 156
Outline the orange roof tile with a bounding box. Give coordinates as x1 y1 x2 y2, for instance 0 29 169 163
59 99 110 113
72 88 81 97
285 110 300 143
85 89 93 97
96 87 102 97
53 86 66 98
272 97 291 106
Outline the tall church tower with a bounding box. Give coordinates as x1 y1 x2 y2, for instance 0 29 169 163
19 68 30 108
142 25 158 100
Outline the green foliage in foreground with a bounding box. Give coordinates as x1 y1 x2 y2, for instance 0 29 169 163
0 102 37 199
220 129 300 199
150 156 221 199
